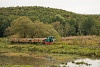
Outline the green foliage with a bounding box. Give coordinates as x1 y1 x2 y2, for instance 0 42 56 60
4 16 33 38
1 36 100 57
32 20 60 39
0 6 100 37
4 17 60 40
81 17 98 35
0 37 100 66
53 14 65 23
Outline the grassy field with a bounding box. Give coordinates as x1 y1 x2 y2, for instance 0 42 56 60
0 36 100 67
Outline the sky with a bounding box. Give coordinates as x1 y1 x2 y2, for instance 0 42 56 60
0 0 100 14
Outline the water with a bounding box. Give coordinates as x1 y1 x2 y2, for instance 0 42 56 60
60 58 100 67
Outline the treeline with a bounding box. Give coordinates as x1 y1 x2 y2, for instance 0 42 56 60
4 16 60 40
0 6 100 37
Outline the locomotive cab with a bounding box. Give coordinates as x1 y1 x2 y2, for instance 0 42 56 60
44 36 55 44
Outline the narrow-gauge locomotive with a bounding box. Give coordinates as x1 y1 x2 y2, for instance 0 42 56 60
10 36 55 44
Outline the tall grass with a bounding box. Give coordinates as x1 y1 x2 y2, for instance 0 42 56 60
0 36 100 67
61 36 100 46
1 43 99 57
0 36 100 57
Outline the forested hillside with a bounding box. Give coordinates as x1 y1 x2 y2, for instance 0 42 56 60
0 6 100 37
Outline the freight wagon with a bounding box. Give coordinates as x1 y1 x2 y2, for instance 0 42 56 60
10 36 55 45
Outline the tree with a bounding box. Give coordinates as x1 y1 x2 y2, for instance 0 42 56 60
53 14 65 23
5 17 61 40
31 20 61 40
52 21 63 36
63 23 71 36
5 16 33 38
4 26 13 36
90 21 100 36
81 17 97 35
1 6 100 37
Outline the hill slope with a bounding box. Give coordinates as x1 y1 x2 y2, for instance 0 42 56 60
0 6 100 37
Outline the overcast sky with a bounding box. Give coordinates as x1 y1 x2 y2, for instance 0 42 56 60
0 0 100 14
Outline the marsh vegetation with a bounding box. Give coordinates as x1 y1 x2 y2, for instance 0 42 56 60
0 36 100 67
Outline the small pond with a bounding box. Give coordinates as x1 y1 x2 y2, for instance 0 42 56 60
60 58 100 67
